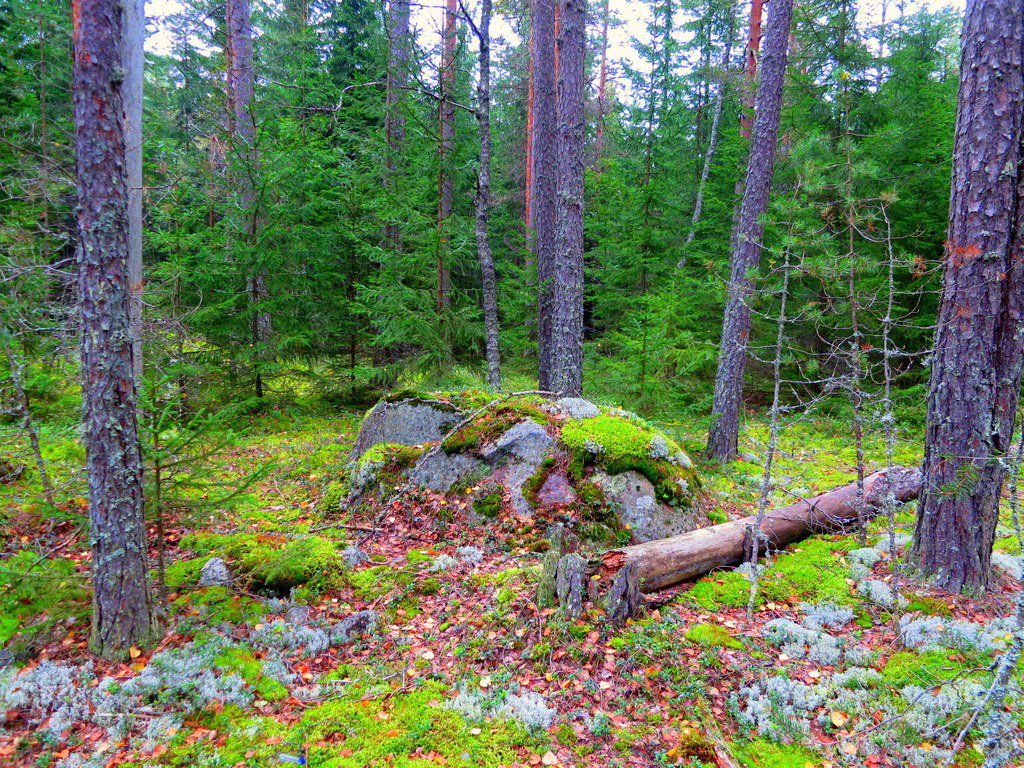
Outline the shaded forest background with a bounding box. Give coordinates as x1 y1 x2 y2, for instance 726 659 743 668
0 0 960 425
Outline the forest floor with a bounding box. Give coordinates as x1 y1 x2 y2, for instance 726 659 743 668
0 399 1021 768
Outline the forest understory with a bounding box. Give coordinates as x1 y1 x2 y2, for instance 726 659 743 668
1 380 1021 768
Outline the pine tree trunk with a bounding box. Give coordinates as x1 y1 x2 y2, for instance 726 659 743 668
739 0 764 138
72 0 158 657
436 0 457 315
684 0 736 252
593 0 611 166
550 0 585 396
124 0 144 386
912 0 1024 593
226 0 270 394
705 0 793 464
531 0 558 391
385 0 410 252
475 0 502 391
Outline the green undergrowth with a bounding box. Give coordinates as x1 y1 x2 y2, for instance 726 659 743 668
685 622 744 650
304 680 543 767
169 586 268 625
561 413 699 506
0 550 90 648
176 532 347 596
352 442 429 498
735 738 822 768
215 646 289 701
684 536 858 610
881 650 974 689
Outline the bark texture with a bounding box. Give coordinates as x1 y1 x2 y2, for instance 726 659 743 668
226 0 271 395
602 467 921 595
474 0 502 390
550 0 585 396
705 0 794 463
124 0 144 385
531 0 558 391
385 0 411 251
912 0 1024 593
739 0 764 138
72 0 158 657
436 0 457 313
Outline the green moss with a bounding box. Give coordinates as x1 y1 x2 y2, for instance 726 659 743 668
442 400 551 455
685 622 744 650
706 508 729 525
406 549 432 565
303 680 541 767
417 578 442 596
215 647 288 701
881 650 971 688
735 739 822 768
472 481 505 518
470 566 540 587
171 587 268 624
751 537 860 606
684 571 753 611
995 535 1022 554
555 722 578 745
318 480 350 514
164 556 205 588
522 456 556 508
905 596 953 617
560 414 699 505
180 532 347 596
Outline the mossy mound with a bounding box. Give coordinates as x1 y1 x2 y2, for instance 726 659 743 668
347 393 704 544
178 532 348 596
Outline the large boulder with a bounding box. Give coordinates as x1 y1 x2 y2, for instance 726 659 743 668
350 395 463 460
345 392 705 544
591 470 703 543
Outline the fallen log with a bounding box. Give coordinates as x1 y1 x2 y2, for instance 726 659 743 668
596 465 921 602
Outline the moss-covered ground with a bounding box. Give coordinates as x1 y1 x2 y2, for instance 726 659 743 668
0 387 1022 768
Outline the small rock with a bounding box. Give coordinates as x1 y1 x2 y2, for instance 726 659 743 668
331 610 379 644
535 472 576 508
286 605 311 623
341 545 370 567
557 397 600 419
738 451 761 464
198 557 233 587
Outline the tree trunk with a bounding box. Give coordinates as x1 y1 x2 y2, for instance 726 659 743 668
474 0 502 391
600 467 921 596
684 0 737 252
385 0 411 252
912 0 1024 593
72 0 158 657
226 0 270 395
705 0 794 464
124 0 144 387
739 0 765 139
531 0 558 391
436 0 457 315
550 0 585 396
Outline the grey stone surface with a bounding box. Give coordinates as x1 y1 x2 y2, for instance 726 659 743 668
408 451 484 492
341 545 370 567
557 397 600 419
592 470 702 543
331 609 379 644
555 553 586 617
350 399 462 460
198 556 233 587
479 419 553 465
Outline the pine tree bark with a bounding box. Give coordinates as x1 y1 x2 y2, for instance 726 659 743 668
550 0 585 396
706 0 793 464
436 0 457 314
385 0 411 252
739 0 765 139
226 0 270 396
72 0 158 657
912 0 1024 593
531 0 558 390
474 0 502 391
124 0 144 386
684 0 736 252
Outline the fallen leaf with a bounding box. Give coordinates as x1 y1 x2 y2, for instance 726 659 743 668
479 675 492 689
128 646 142 659
541 751 559 766
830 711 849 727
